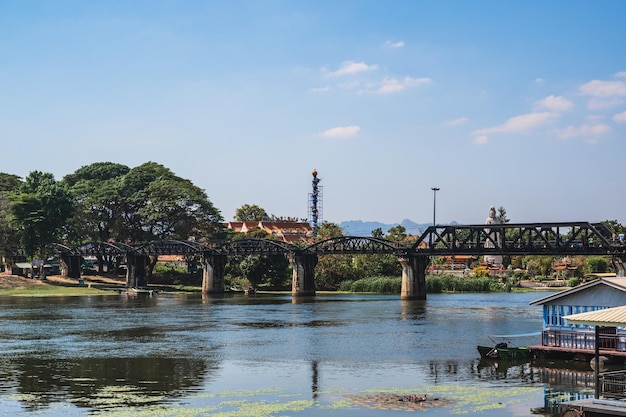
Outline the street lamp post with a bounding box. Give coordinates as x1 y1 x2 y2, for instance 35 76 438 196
431 187 440 226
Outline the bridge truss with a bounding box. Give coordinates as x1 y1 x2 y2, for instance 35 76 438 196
413 222 624 257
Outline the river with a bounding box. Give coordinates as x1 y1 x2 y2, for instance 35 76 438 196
0 291 594 416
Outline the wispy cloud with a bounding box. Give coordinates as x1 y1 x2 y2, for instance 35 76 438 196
613 111 626 123
310 86 330 93
533 95 574 112
473 135 488 145
587 97 625 110
616 71 626 78
385 40 405 48
319 125 360 138
579 80 626 97
324 61 378 78
472 112 557 136
447 117 469 126
363 76 432 94
556 123 611 139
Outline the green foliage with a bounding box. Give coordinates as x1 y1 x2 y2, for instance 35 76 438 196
315 221 343 239
339 276 401 293
586 256 609 273
235 204 268 222
151 263 201 285
386 225 407 242
9 171 74 264
0 172 21 192
426 275 502 292
315 254 361 290
227 254 291 289
568 277 582 287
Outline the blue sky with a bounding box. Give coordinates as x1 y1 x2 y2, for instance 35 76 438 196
1 1 625 226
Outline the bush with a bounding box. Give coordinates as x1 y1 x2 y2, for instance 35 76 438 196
339 274 504 294
568 277 582 287
339 276 401 293
151 263 201 285
426 274 502 292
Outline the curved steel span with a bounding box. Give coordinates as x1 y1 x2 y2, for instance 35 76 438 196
46 222 626 299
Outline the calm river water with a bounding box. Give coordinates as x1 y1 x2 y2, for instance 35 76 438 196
0 291 594 416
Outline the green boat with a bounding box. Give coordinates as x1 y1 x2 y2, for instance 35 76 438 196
477 343 531 360
477 332 539 360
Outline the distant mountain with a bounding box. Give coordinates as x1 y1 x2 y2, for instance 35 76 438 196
338 219 443 237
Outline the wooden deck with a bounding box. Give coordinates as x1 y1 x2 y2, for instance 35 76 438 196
530 344 626 361
560 398 626 416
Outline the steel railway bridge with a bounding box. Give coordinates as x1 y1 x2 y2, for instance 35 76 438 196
42 222 626 299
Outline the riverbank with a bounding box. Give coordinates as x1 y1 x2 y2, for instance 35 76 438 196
0 274 567 296
0 274 126 296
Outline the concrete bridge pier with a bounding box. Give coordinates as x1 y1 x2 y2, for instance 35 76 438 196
399 255 429 300
289 252 317 297
126 254 149 288
201 254 227 294
59 254 81 279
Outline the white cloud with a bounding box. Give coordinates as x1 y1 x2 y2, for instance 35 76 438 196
613 111 626 123
319 125 360 138
338 80 360 90
616 71 626 78
385 40 405 48
534 78 545 83
556 123 611 139
473 135 488 145
579 80 626 97
365 76 432 94
533 95 574 112
587 97 625 109
587 114 606 122
447 117 469 126
325 61 378 77
472 112 557 136
310 86 330 93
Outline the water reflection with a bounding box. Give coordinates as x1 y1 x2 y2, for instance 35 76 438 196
0 356 216 412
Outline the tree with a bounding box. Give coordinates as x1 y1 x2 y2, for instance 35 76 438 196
63 162 130 243
0 173 21 192
497 206 510 223
9 171 74 277
602 220 626 237
386 225 407 242
315 221 343 240
371 227 384 239
234 204 268 222
0 173 22 261
586 256 609 274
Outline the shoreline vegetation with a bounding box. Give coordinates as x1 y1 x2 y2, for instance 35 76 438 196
0 273 565 297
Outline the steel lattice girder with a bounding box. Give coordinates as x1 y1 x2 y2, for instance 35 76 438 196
135 240 208 256
214 238 298 256
307 236 407 255
413 222 618 256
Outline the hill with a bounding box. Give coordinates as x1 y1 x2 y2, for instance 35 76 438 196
338 219 436 237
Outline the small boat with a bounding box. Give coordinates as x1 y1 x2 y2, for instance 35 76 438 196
477 332 539 360
477 343 531 360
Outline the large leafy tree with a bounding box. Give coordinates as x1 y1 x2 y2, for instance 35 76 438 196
234 204 268 222
139 175 222 241
0 173 22 259
9 171 74 276
63 162 130 243
121 163 224 279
